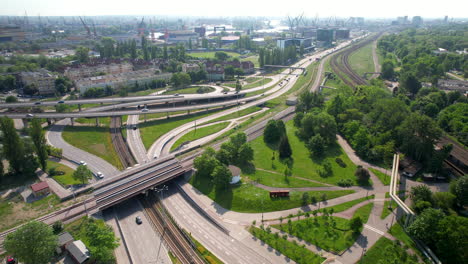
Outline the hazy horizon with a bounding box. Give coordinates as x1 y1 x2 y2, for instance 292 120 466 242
2 0 467 19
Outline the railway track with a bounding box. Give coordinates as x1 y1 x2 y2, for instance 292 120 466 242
141 193 205 264
330 33 382 89
110 116 136 168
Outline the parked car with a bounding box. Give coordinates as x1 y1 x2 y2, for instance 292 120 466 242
402 171 414 178
135 216 142 225
96 172 104 179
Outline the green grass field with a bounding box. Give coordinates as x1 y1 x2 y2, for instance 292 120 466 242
164 86 215 95
348 42 375 76
171 122 230 151
389 223 421 257
139 110 189 121
191 173 353 213
273 203 373 253
139 109 225 150
249 226 325 264
250 121 358 186
320 195 374 214
244 169 326 188
75 117 111 127
47 160 79 186
359 236 419 264
369 168 390 185
62 126 123 170
381 200 397 219
188 51 241 58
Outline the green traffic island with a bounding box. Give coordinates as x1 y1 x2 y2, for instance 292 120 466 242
47 159 80 187
74 117 111 127
170 122 230 152
249 225 325 264
271 203 374 254
62 125 124 170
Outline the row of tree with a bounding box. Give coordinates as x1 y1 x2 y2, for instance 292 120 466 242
258 46 298 68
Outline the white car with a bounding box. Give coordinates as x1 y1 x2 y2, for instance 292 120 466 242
141 108 149 112
79 161 87 166
96 172 104 179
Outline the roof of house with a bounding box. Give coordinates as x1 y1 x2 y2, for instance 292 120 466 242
228 165 241 177
31 181 49 192
66 240 90 264
58 232 74 246
438 136 468 166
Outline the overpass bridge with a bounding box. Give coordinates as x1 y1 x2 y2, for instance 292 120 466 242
0 156 188 249
263 65 306 73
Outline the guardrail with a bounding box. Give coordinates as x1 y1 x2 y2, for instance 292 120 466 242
389 154 441 264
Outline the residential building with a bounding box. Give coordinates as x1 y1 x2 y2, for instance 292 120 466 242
162 30 199 43
412 16 423 26
0 26 26 42
66 240 90 264
194 27 206 37
204 60 255 80
76 69 172 94
19 70 57 95
438 79 468 93
182 63 201 73
277 37 314 51
65 61 133 80
57 232 74 254
30 181 50 197
221 36 240 44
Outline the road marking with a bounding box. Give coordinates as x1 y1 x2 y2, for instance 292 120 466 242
364 224 385 235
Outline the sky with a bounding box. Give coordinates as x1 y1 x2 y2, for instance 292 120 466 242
1 0 467 18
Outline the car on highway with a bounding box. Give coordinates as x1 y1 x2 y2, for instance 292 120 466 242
26 113 34 117
58 100 65 103
174 93 179 96
79 161 87 166
132 125 137 130
34 101 41 105
141 108 149 112
402 171 414 178
96 172 104 179
135 216 142 225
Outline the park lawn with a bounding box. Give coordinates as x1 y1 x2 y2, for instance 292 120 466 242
243 169 326 188
171 122 230 151
190 174 353 213
381 200 397 219
62 126 123 170
188 51 241 59
75 117 111 127
244 77 262 83
139 109 225 150
359 236 419 264
273 203 373 253
209 106 262 123
243 78 273 89
249 226 325 264
250 121 358 186
164 86 215 95
320 195 374 214
348 42 374 76
369 168 390 185
47 160 79 186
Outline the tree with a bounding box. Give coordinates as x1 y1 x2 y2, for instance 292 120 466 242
433 192 455 213
413 200 432 215
212 165 232 190
75 46 90 63
4 221 58 264
407 208 445 244
73 165 93 184
400 73 421 95
23 83 38 95
434 215 468 264
410 185 433 205
349 216 363 233
215 51 229 61
29 118 48 171
302 192 309 205
194 151 220 179
170 72 191 89
308 134 325 156
5 95 17 103
84 218 119 263
0 117 26 174
355 166 370 183
450 174 468 208
215 149 230 165
235 79 242 92
52 221 63 235
278 136 292 159
264 120 280 144
381 60 395 79
238 144 254 164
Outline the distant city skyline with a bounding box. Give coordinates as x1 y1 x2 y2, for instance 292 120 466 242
2 0 467 19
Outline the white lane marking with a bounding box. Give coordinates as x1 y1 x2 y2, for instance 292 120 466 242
364 224 385 235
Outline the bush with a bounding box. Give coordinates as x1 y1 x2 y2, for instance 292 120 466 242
355 165 370 183
337 179 353 187
47 146 63 158
335 158 347 168
48 167 58 176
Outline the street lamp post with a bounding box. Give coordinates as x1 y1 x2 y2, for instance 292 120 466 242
154 185 169 263
256 193 264 223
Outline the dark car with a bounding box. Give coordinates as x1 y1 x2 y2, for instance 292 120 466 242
6 256 16 264
132 125 137 130
135 216 142 225
34 101 41 105
58 100 65 103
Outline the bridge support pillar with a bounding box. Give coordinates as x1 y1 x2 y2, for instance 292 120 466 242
46 118 52 126
70 118 74 126
78 104 82 112
95 117 100 127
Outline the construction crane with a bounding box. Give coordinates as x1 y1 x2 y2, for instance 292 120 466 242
91 20 98 37
138 17 146 37
79 16 91 37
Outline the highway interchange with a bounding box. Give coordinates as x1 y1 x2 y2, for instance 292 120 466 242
2 34 384 264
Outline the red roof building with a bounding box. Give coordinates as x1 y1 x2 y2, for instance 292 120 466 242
31 181 50 197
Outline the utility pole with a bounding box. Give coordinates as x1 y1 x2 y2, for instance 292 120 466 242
154 185 169 263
